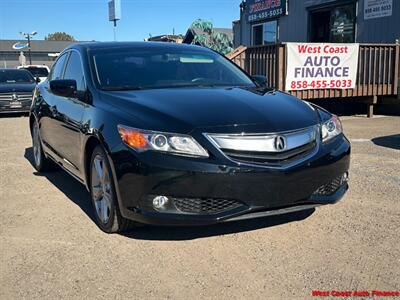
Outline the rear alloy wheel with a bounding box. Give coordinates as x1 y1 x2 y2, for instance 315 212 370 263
32 120 56 172
90 146 136 233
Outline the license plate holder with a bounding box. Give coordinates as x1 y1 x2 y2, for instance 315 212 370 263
10 101 22 108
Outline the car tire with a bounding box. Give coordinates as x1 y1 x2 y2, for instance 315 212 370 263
89 145 136 233
32 120 57 172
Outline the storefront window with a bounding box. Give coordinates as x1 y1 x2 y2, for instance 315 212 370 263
264 21 278 44
253 24 263 45
309 3 355 43
330 5 355 42
252 20 277 45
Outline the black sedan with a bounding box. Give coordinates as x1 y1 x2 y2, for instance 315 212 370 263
0 69 36 114
29 42 350 233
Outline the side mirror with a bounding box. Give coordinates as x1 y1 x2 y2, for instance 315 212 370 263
252 75 268 87
50 79 77 98
36 77 41 83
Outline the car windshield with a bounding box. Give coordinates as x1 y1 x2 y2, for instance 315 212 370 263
90 47 255 90
24 67 49 77
0 69 35 84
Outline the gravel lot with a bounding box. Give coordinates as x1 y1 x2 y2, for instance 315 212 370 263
0 115 399 299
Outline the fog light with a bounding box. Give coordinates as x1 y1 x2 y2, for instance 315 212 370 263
342 172 349 183
153 196 169 210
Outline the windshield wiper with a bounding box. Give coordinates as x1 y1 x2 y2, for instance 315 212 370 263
101 85 144 91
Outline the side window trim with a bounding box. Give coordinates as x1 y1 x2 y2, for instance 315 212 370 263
62 49 87 91
59 52 70 79
49 52 69 81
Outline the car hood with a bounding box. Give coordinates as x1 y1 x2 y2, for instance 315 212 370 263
100 87 319 133
0 83 36 93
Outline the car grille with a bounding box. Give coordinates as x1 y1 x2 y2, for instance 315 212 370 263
222 141 316 165
173 197 243 214
206 126 318 167
312 176 345 196
0 92 33 102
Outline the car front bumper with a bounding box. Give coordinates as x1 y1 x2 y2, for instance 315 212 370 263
109 134 350 226
0 101 31 114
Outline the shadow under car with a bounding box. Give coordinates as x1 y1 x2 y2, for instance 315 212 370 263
24 147 315 240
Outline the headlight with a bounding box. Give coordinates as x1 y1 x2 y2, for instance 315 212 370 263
321 115 342 142
117 125 209 158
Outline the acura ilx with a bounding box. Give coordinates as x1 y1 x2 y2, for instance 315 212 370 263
29 42 350 233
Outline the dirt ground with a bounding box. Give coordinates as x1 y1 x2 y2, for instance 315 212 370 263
0 115 399 299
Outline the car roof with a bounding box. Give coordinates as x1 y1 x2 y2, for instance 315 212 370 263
65 41 211 53
18 65 49 68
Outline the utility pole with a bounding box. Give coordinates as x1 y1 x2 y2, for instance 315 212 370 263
19 31 37 65
27 35 31 64
113 20 117 41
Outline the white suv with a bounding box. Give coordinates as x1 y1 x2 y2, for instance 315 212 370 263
17 65 50 83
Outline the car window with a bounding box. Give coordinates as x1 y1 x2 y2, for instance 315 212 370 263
25 67 49 77
0 69 35 84
49 53 68 80
91 48 255 90
63 51 86 92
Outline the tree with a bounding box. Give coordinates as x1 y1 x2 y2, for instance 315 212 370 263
45 32 75 41
189 19 233 55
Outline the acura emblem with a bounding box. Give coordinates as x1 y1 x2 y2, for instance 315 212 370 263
274 135 286 151
12 93 18 101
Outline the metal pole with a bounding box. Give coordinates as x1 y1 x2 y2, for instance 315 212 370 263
113 20 117 41
27 35 32 65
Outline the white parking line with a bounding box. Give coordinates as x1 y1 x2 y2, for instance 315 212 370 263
350 138 371 143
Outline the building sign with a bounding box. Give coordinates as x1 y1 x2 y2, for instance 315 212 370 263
364 0 392 20
12 42 28 50
247 0 287 23
108 0 121 21
285 43 359 90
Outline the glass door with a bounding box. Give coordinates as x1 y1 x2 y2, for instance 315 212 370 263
309 2 356 43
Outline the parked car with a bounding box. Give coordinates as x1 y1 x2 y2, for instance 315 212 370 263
0 69 36 114
29 42 350 233
17 65 50 83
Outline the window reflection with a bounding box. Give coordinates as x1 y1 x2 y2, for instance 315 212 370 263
252 20 278 45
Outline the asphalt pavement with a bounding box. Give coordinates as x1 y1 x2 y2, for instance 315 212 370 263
0 115 399 299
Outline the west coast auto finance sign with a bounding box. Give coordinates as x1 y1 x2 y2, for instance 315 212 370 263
247 0 287 22
285 43 359 90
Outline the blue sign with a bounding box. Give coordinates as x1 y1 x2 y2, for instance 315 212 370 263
12 42 29 50
247 0 287 23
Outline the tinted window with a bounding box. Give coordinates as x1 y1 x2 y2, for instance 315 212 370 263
63 51 86 92
50 53 68 80
252 21 277 46
91 48 254 90
0 69 35 84
24 67 49 77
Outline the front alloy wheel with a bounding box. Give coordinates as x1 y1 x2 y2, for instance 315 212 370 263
91 154 113 225
31 120 56 172
89 146 135 233
32 121 42 168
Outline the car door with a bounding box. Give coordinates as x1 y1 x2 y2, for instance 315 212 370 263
39 52 69 156
50 50 87 178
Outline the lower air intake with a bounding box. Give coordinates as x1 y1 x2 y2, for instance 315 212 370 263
173 197 243 214
313 175 347 196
